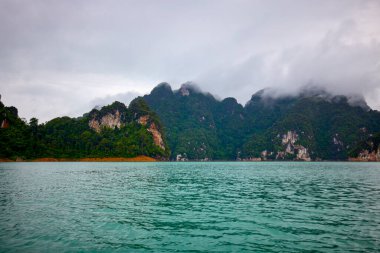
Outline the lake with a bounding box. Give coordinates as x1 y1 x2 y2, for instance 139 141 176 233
0 162 379 252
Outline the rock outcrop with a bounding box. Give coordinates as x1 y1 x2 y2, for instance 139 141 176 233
176 153 188 161
294 145 311 161
349 134 380 162
1 119 9 129
89 110 124 133
350 146 380 161
282 131 298 145
138 115 165 150
278 131 311 161
179 86 190 96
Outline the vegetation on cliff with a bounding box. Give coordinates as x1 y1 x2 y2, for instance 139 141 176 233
143 83 380 161
1 83 380 161
0 98 169 160
348 133 380 161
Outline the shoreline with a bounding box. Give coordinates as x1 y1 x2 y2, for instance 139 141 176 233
0 156 157 162
0 157 378 162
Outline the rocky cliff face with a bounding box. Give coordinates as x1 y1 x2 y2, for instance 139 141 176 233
179 86 190 96
350 148 380 161
278 131 311 161
282 131 298 145
89 110 124 133
1 119 9 129
0 104 17 129
243 130 311 161
88 100 167 152
277 131 310 161
138 115 165 150
349 137 380 161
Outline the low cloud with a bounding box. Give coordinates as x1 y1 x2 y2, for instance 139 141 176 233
196 19 380 107
0 0 379 120
89 91 141 109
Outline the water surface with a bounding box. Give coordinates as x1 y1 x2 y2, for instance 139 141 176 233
0 162 379 252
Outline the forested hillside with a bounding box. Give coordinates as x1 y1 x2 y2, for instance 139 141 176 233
1 83 379 161
143 83 380 161
0 98 169 160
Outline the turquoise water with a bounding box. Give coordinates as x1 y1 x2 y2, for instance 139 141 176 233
0 162 380 252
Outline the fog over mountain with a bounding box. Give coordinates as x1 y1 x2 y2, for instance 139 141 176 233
0 0 379 122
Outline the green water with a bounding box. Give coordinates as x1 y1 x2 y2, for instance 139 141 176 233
0 162 379 252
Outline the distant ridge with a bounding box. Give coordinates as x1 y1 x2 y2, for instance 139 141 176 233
143 82 380 161
1 83 379 161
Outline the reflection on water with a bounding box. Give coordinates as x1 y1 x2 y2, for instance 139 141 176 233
0 162 380 252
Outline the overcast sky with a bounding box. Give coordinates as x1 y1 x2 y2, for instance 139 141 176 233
0 0 380 122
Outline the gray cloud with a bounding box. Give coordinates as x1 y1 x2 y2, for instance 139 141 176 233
89 91 141 110
0 0 379 121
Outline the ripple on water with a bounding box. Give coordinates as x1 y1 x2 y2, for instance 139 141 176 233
0 161 380 252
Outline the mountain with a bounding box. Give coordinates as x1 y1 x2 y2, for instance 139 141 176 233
0 97 169 160
143 83 380 161
242 88 380 160
143 82 246 160
1 84 379 161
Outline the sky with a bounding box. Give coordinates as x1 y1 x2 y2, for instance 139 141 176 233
0 0 380 122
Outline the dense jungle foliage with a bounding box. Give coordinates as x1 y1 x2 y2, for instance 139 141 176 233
0 99 169 160
1 83 379 161
143 83 380 160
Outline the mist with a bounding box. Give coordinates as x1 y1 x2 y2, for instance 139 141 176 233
0 0 379 121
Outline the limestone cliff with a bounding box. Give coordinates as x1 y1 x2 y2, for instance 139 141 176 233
244 130 311 161
350 148 380 161
138 115 165 150
1 119 9 129
89 110 124 133
282 131 298 145
349 135 380 161
278 130 311 161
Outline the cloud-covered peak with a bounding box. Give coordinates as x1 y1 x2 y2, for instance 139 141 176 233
249 84 370 110
0 0 379 121
150 82 173 96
